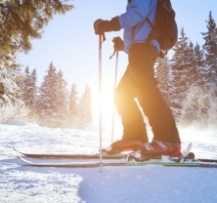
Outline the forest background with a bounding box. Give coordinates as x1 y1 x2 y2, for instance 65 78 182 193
0 1 217 131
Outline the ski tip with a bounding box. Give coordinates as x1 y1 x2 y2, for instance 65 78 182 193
13 148 19 153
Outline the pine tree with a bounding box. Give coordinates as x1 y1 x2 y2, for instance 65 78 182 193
0 0 74 95
27 68 38 118
0 0 74 122
202 11 217 62
69 84 78 117
201 11 217 125
37 63 58 125
56 70 68 119
0 66 20 104
0 65 25 123
172 31 207 124
184 41 199 89
194 43 206 87
170 28 190 120
37 63 68 127
155 57 171 105
21 67 31 105
29 69 38 109
202 11 217 93
189 44 208 123
0 1 74 59
19 67 38 119
68 84 79 127
77 85 93 129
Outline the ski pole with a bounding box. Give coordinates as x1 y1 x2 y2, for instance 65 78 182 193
98 34 105 169
111 51 119 142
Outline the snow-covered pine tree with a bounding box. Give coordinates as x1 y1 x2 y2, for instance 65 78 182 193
194 43 206 87
77 85 93 129
179 43 200 124
178 41 199 123
68 84 79 127
55 70 68 123
69 84 78 117
37 63 56 122
170 28 191 121
0 1 73 123
29 69 38 109
202 11 217 91
19 67 38 120
201 11 217 125
180 43 209 124
155 57 172 106
37 63 58 126
37 63 68 127
21 67 31 105
0 64 25 123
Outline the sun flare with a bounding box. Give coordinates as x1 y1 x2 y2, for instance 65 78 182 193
91 77 122 138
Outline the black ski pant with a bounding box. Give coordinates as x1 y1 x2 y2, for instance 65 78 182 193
115 43 180 143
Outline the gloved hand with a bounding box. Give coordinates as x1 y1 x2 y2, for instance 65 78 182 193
113 37 124 51
94 17 121 35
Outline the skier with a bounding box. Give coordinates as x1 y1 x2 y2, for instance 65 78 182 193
94 0 182 157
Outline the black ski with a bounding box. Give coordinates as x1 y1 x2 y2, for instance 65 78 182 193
14 143 192 159
17 155 217 168
14 145 217 163
14 148 125 159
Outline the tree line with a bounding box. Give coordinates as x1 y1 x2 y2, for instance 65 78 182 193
155 11 217 127
19 63 92 128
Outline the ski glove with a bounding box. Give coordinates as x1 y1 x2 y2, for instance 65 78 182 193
94 17 121 35
113 37 124 51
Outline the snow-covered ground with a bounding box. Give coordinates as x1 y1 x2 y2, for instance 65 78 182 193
1 122 217 203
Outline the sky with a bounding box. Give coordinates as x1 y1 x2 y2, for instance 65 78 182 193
18 0 217 128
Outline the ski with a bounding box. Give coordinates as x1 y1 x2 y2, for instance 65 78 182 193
14 143 192 159
14 148 125 159
14 146 217 163
17 155 217 168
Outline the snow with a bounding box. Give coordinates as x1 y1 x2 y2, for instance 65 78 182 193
1 122 217 203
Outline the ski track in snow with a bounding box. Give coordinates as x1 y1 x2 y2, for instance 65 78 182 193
0 122 217 203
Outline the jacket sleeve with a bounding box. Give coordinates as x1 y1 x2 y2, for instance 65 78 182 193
118 0 156 29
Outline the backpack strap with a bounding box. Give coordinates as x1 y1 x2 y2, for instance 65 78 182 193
146 17 165 57
145 17 155 43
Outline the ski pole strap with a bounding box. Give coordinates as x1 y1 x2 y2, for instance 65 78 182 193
109 50 116 60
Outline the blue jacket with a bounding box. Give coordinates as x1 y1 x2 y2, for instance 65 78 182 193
118 0 160 54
